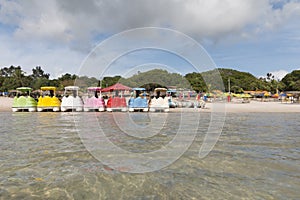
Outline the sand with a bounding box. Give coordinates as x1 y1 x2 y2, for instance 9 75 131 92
173 100 300 113
0 97 13 112
228 101 299 113
0 97 299 113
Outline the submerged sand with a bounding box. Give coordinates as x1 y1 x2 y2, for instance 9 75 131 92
0 97 299 113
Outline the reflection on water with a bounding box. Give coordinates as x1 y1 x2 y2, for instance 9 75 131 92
0 112 299 199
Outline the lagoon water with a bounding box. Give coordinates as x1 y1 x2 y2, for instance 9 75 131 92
0 111 299 199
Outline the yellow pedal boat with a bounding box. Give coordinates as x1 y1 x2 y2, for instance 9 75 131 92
37 86 61 112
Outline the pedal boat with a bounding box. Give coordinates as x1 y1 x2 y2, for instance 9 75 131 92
167 89 178 108
102 83 130 112
61 86 83 112
37 86 61 112
106 95 127 112
128 88 149 112
83 87 106 112
12 87 37 112
149 88 170 112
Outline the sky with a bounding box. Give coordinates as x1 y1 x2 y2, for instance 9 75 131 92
0 0 300 80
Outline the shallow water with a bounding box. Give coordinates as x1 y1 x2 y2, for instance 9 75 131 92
0 112 299 199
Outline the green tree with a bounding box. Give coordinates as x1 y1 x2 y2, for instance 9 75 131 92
31 66 50 79
119 69 190 90
75 76 99 92
29 66 51 89
185 68 260 92
102 76 122 88
58 73 79 88
281 70 300 91
0 66 30 91
184 72 206 92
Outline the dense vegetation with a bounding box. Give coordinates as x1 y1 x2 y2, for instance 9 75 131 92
0 66 99 92
281 70 300 91
0 66 299 93
185 68 286 93
119 69 191 90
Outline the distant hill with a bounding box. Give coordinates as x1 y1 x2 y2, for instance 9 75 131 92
115 68 290 93
281 70 300 91
185 68 262 92
119 69 191 91
116 68 268 92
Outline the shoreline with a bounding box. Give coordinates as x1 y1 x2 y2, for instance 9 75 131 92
174 101 300 113
1 97 299 113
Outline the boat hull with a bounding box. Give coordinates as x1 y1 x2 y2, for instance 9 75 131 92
106 97 127 112
149 97 169 112
61 96 83 112
83 97 106 112
37 96 61 112
37 107 60 112
128 97 148 112
12 96 37 112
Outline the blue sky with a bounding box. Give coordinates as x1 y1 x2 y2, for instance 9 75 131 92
0 0 300 80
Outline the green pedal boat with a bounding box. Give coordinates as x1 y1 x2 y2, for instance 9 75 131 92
12 87 37 112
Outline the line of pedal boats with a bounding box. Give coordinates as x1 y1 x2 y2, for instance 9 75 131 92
12 85 173 112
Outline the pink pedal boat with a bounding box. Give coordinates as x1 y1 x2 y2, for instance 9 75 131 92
83 87 106 112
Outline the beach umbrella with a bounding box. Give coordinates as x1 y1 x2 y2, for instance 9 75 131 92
280 93 287 97
264 92 271 97
232 93 241 97
241 93 252 98
256 93 264 97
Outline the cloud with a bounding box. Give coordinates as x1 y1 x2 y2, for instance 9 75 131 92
269 69 289 80
0 0 300 78
1 0 300 49
0 33 84 78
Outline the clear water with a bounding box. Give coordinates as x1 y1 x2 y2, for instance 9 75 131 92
0 112 299 199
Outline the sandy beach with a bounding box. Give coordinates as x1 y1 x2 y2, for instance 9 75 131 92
0 97 13 112
174 100 300 113
1 97 299 113
207 101 299 113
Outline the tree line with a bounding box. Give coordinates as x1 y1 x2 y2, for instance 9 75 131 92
121 68 300 93
0 65 299 93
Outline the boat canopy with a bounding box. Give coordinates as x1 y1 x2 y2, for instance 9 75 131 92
16 87 32 92
64 86 79 90
154 88 167 92
167 89 177 93
87 87 102 91
41 86 56 91
132 88 146 91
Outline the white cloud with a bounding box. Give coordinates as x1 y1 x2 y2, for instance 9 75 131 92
0 0 300 77
0 33 84 78
1 0 300 49
269 69 289 80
